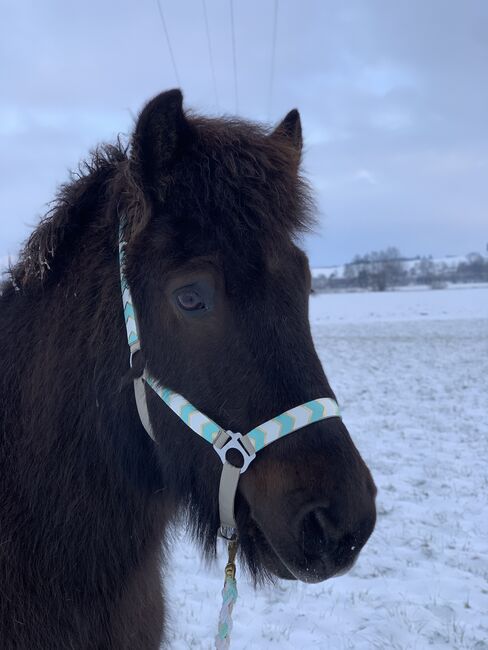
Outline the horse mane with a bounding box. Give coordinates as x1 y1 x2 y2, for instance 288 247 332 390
5 141 127 293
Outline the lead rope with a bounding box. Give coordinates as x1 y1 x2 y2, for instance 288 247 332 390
215 539 239 649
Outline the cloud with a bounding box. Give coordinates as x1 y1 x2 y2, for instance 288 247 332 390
353 169 378 185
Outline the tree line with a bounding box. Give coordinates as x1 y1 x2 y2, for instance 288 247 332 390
313 248 488 292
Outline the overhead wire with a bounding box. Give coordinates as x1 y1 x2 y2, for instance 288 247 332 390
155 0 277 119
156 0 181 87
267 0 279 120
202 0 220 109
229 0 239 113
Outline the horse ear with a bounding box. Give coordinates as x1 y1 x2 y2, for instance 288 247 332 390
131 89 190 185
270 109 303 155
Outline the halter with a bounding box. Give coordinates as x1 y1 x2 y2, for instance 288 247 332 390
118 221 341 539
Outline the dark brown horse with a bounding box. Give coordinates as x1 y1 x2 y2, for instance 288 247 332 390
0 90 376 649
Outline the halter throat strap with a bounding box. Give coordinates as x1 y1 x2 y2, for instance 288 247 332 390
119 223 341 538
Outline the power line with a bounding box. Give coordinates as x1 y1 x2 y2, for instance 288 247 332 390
229 0 238 113
202 0 219 108
267 0 279 120
156 0 181 87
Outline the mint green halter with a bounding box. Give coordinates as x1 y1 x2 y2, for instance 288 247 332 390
119 222 341 539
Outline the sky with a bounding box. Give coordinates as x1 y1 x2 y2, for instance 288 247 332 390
1 0 487 268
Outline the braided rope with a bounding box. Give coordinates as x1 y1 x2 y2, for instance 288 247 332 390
215 541 239 649
215 575 238 649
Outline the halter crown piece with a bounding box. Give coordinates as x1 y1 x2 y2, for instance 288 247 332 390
118 219 341 648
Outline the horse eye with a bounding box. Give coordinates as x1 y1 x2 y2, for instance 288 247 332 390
176 289 206 311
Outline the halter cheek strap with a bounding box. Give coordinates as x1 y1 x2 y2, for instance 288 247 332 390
119 223 341 538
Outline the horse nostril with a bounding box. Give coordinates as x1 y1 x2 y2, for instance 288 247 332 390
297 505 373 568
298 506 338 559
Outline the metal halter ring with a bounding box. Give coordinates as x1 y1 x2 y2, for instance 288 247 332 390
213 430 256 474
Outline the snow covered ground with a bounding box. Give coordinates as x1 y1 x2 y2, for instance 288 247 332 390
165 286 488 649
310 283 488 324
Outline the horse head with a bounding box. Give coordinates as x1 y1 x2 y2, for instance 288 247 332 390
120 89 376 583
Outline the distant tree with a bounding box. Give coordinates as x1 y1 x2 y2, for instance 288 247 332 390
313 274 328 291
343 263 360 286
357 269 370 289
417 257 436 284
457 253 488 282
467 252 483 264
364 247 405 291
339 247 405 291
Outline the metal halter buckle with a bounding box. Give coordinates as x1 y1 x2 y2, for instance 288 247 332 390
213 430 256 474
219 525 238 541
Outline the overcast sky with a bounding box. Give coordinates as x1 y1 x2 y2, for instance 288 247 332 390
1 0 487 268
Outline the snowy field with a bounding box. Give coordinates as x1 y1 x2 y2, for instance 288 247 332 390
165 286 488 649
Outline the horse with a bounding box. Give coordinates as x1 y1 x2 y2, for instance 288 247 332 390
0 89 376 649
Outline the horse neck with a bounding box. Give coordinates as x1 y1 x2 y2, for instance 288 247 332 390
0 208 168 586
